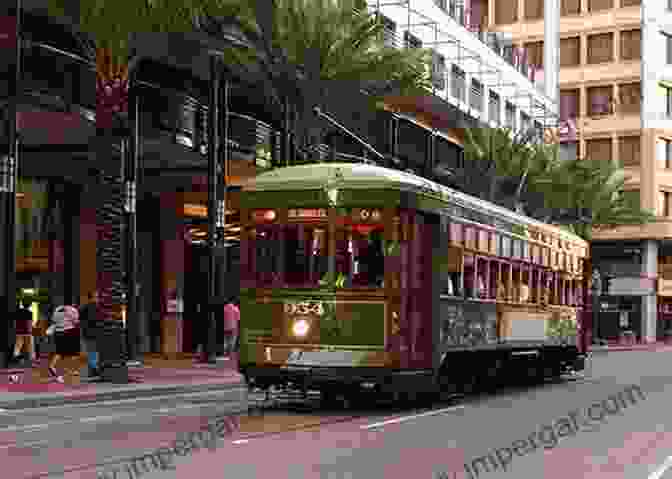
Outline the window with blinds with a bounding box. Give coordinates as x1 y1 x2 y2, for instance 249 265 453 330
561 0 580 15
432 52 446 90
525 0 544 19
665 33 672 64
619 136 640 167
588 86 613 116
618 83 640 114
524 41 544 67
620 29 640 61
404 31 422 49
560 37 580 66
520 111 531 132
505 102 516 128
379 15 397 49
470 80 484 111
451 65 466 102
588 0 612 12
585 138 613 162
560 89 579 119
659 191 672 217
489 91 501 124
587 33 613 64
495 0 518 24
665 140 672 169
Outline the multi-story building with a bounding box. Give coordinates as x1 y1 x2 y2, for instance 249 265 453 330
1 1 557 358
489 0 672 343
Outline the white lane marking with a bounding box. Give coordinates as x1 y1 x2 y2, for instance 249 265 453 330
0 402 214 432
232 439 249 444
649 455 672 479
361 405 466 430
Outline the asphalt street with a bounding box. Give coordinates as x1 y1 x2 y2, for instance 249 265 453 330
1 350 672 479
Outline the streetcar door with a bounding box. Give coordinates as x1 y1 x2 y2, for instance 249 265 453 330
398 210 441 370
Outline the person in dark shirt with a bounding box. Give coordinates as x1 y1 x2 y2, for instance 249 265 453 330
79 291 100 376
12 300 34 364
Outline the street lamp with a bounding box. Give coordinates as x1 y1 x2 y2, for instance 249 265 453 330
591 268 601 345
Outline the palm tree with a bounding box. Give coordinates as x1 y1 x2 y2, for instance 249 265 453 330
462 126 559 211
530 158 656 240
45 0 229 327
203 0 433 164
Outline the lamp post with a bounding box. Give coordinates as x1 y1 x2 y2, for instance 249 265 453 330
124 79 139 365
591 268 601 345
206 52 222 364
0 0 21 369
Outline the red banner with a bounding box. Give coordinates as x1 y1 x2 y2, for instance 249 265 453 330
0 16 17 50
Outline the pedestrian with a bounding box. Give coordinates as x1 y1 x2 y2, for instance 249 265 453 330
222 297 240 359
79 291 100 377
12 300 35 365
45 304 81 384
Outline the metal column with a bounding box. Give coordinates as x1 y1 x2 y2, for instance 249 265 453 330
206 53 221 363
543 0 560 110
0 1 21 369
124 77 139 364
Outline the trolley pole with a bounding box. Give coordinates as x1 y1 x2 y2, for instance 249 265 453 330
0 0 21 369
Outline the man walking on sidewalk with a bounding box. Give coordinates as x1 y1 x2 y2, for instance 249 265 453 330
79 291 100 377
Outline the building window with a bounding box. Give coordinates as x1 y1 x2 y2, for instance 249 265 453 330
618 82 641 114
379 15 397 48
560 37 581 66
520 111 532 132
586 138 613 163
505 102 516 128
404 31 422 49
665 33 672 65
434 0 447 9
560 89 580 119
489 91 501 124
431 51 446 90
561 0 580 15
495 0 518 24
664 84 672 117
525 0 544 19
587 33 613 64
588 86 613 116
619 136 640 167
621 0 640 6
620 29 641 61
451 65 466 102
588 0 612 12
659 191 672 217
470 79 484 111
524 41 544 68
663 140 672 169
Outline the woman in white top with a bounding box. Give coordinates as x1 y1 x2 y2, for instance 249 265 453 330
45 305 81 383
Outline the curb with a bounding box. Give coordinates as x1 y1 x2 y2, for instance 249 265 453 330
0 376 248 410
589 344 672 354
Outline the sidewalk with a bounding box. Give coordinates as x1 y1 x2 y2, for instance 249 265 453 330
0 353 247 411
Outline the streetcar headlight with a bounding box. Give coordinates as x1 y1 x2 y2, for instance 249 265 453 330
292 319 310 337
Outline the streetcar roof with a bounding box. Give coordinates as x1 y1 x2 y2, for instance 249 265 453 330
243 163 587 247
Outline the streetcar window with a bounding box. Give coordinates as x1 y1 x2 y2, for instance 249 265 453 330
334 227 385 288
247 224 385 289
